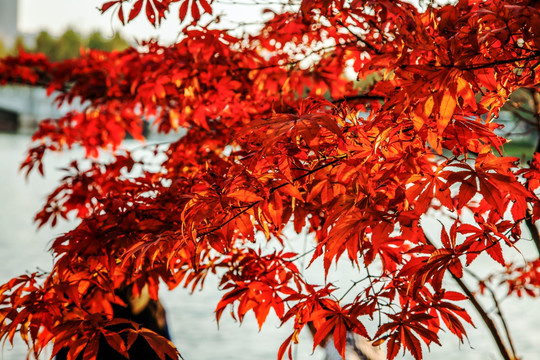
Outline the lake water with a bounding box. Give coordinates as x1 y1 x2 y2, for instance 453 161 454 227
0 133 539 360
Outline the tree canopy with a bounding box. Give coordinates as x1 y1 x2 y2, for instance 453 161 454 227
1 1 540 360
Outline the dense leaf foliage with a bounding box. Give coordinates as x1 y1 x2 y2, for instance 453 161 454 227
1 0 540 359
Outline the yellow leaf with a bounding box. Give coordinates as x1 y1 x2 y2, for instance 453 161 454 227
427 130 442 155
424 96 434 117
438 91 456 133
169 109 180 130
411 112 425 131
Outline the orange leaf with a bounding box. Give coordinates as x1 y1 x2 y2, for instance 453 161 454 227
438 91 456 134
227 189 263 203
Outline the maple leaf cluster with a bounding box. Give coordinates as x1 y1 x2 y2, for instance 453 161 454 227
1 1 540 360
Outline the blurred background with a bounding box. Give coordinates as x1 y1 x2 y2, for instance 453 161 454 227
1 1 539 360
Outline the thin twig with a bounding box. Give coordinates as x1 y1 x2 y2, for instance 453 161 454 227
198 154 348 237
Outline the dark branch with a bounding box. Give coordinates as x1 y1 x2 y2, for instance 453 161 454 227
424 236 513 360
332 94 387 103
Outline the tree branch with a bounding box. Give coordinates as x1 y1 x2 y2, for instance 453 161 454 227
450 273 513 360
464 269 518 360
526 88 540 256
402 51 540 72
332 94 387 103
424 237 513 360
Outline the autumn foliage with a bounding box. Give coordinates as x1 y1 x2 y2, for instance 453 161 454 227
1 0 540 359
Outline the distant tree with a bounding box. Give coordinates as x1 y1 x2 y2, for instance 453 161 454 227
87 31 129 52
503 90 540 143
10 35 29 55
34 31 58 60
106 32 129 52
55 28 83 61
87 31 109 51
0 37 6 58
30 29 130 60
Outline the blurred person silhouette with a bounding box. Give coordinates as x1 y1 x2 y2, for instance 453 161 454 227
55 285 171 360
308 322 384 360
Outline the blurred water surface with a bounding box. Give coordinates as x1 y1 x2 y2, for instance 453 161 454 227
0 133 539 360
